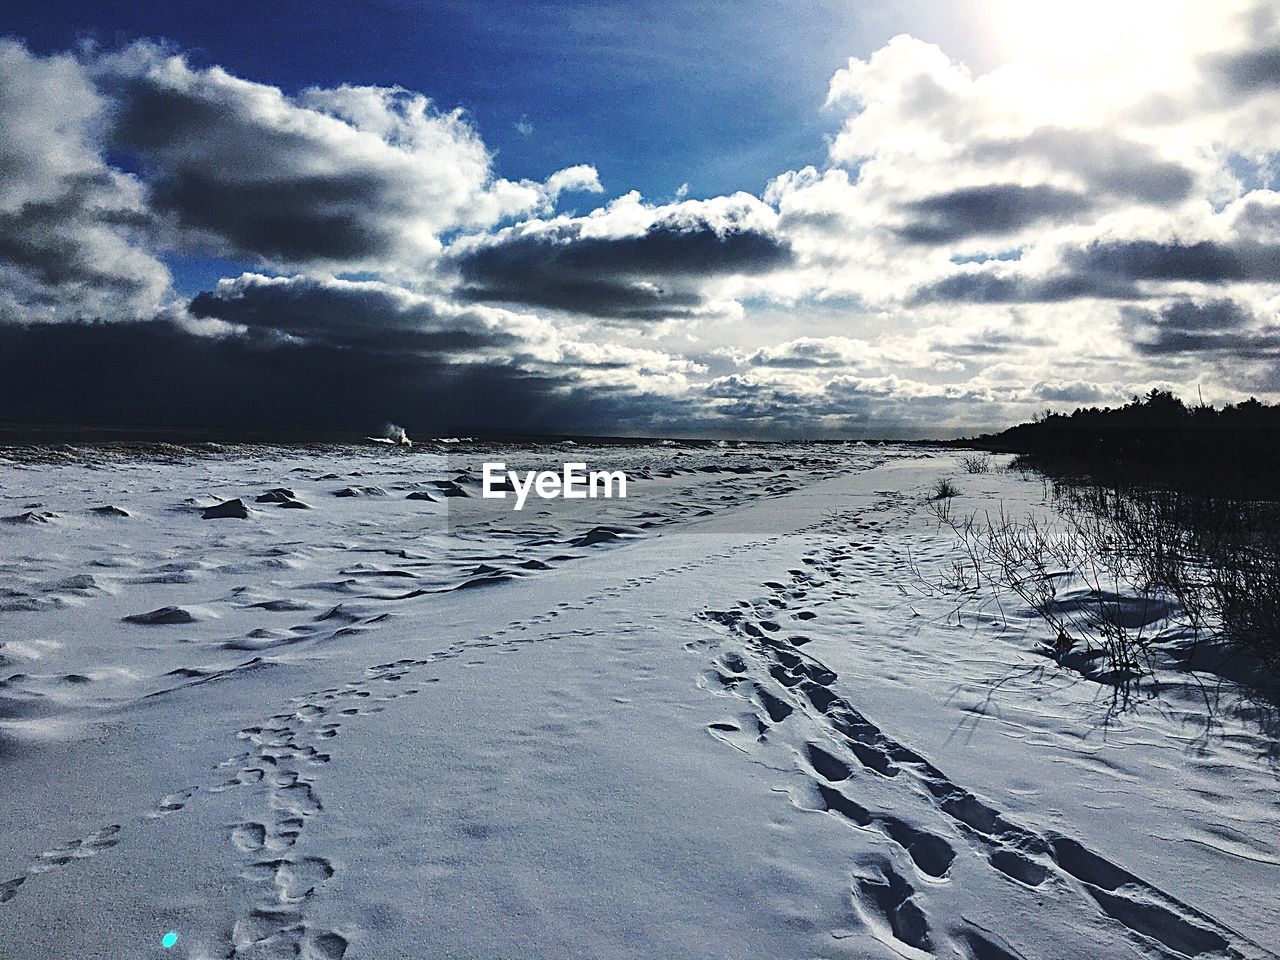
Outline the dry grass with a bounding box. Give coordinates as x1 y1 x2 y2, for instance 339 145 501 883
923 500 1162 682
912 470 1280 688
1053 479 1280 675
932 478 961 500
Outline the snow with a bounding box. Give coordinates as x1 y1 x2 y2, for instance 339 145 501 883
0 444 1276 959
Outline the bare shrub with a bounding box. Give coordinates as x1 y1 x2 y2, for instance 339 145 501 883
925 504 1164 682
959 454 991 474
917 472 1280 688
933 478 960 500
1053 480 1280 674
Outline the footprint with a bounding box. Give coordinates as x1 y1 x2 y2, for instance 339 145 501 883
30 843 79 873
231 906 304 953
232 822 267 852
816 785 955 880
273 782 322 817
989 849 1048 887
267 816 303 851
956 924 1027 960
754 685 793 723
1048 836 1231 957
302 929 348 959
272 856 335 902
805 742 853 783
83 825 121 850
149 787 197 818
28 823 121 875
850 856 933 954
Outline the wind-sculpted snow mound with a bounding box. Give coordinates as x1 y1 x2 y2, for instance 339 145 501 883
0 441 863 728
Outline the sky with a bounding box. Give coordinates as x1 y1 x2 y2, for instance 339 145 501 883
1 0 1278 438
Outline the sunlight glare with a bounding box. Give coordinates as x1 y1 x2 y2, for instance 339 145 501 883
980 0 1226 91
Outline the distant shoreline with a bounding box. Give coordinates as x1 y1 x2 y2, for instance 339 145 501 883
0 420 965 450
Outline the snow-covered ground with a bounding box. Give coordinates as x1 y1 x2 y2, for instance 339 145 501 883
0 443 1276 960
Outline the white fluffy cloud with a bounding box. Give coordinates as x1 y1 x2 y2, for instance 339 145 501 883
741 3 1280 424
0 41 170 322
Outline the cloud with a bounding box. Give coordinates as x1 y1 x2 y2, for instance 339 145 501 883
925 327 1053 357
0 41 170 322
963 128 1198 206
697 367 1019 433
761 26 1251 315
96 43 598 272
543 164 603 197
896 184 1091 244
188 273 553 356
910 212 1280 305
4 8 1280 438
743 336 870 368
908 270 1134 305
184 271 701 399
448 191 791 320
1121 298 1280 358
1067 238 1280 284
0 317 703 434
1203 45 1280 93
1158 297 1252 330
1031 381 1114 404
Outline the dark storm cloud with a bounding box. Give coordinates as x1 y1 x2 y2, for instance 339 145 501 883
1158 298 1251 331
1066 239 1260 283
188 275 529 354
0 320 694 435
101 73 429 265
147 166 394 264
912 237 1280 305
451 215 793 320
965 128 1197 205
88 43 579 273
1132 328 1280 358
895 184 1091 244
1121 299 1280 358
1203 45 1280 93
1033 382 1110 404
909 271 1136 306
